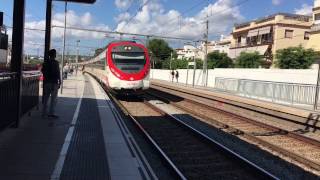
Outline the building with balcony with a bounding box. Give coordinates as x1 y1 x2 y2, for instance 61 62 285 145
229 13 313 65
307 0 320 52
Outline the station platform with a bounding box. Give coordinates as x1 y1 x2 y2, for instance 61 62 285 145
0 74 153 180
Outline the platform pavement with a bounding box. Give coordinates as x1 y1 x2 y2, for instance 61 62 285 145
0 73 151 180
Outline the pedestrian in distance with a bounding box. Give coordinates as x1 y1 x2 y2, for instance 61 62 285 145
81 65 85 75
175 70 179 83
41 49 61 118
63 63 69 79
171 70 175 82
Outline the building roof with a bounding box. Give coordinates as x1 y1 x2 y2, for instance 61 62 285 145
234 13 312 29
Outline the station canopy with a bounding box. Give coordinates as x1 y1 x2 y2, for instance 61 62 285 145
55 0 96 4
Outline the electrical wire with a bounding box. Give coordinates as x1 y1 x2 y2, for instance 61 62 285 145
118 0 151 31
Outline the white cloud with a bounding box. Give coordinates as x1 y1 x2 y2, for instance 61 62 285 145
115 0 243 40
115 12 131 22
115 0 133 10
272 0 282 5
21 11 110 55
294 4 313 15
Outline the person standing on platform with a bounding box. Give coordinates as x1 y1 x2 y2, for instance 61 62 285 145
175 70 179 83
41 49 61 118
171 70 175 82
63 63 69 79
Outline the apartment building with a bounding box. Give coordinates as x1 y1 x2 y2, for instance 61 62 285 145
307 0 320 52
229 13 313 65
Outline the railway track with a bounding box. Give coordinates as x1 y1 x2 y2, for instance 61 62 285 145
108 93 278 179
147 86 320 173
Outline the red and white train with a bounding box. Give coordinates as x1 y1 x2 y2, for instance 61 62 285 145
82 41 150 94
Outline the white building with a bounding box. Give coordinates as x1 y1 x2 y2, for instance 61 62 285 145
175 35 232 61
176 45 198 60
196 35 232 60
210 35 231 54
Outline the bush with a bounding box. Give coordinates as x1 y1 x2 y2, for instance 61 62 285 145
235 52 263 68
275 46 317 69
207 51 233 69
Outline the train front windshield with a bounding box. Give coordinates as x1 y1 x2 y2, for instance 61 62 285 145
111 48 146 73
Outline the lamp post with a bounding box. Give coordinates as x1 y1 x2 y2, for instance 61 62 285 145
60 1 67 94
76 39 80 74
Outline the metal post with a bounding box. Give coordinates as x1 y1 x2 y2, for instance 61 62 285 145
44 0 52 61
202 19 209 87
60 1 67 94
314 61 320 110
186 64 189 85
76 40 80 75
11 0 25 128
169 52 173 70
192 56 196 87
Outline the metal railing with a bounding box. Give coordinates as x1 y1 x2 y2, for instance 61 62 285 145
0 71 40 129
22 71 40 115
0 72 18 129
311 24 320 32
214 77 318 108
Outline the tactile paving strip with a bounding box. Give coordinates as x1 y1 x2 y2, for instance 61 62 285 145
60 77 110 180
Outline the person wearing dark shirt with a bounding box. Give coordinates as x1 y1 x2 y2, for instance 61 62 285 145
175 70 179 83
41 49 61 118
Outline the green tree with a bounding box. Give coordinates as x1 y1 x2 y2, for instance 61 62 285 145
28 58 43 65
207 51 233 69
235 52 263 68
94 48 104 56
275 46 317 69
148 39 174 69
195 58 203 69
148 39 173 60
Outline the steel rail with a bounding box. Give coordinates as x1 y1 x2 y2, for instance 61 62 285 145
142 97 279 179
147 88 320 171
151 83 320 131
106 93 187 180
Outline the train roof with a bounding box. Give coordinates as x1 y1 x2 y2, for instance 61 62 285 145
108 40 137 44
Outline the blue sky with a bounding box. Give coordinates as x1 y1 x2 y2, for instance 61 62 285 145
0 0 315 55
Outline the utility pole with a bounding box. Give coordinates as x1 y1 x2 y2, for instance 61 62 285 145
201 0 210 87
193 41 197 87
202 19 209 87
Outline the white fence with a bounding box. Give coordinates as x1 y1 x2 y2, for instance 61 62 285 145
215 77 317 106
150 68 318 109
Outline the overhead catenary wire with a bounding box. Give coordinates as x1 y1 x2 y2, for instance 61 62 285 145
118 0 151 32
160 0 251 41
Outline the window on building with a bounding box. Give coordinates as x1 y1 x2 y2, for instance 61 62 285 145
304 32 310 40
285 30 293 38
315 13 320 21
237 36 241 43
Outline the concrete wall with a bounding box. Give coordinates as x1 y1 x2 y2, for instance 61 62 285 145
150 68 318 87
